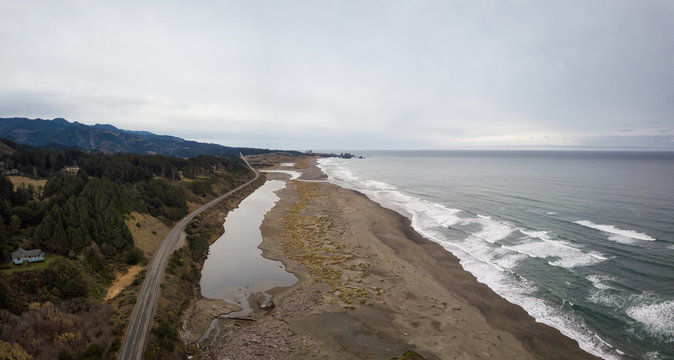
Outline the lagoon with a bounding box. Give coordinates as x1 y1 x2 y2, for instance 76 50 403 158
200 180 297 317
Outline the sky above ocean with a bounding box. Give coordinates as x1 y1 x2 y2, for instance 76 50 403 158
0 1 672 151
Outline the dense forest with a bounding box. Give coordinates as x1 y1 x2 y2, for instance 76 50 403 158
0 138 254 359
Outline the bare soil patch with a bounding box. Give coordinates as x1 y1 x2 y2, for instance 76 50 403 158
105 264 143 302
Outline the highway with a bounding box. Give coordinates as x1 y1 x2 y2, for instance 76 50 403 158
119 155 259 359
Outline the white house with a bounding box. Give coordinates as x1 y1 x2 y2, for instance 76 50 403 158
11 248 45 265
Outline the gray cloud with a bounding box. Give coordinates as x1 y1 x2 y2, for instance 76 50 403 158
0 0 672 150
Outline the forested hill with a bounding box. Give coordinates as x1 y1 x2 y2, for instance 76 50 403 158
0 138 253 260
0 117 287 158
0 139 255 359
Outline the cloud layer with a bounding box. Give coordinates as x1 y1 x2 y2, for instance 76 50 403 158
1 1 672 150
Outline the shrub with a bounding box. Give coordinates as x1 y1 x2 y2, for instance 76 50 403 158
125 248 145 265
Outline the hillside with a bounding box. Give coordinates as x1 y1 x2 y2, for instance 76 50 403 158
0 143 256 359
0 117 285 158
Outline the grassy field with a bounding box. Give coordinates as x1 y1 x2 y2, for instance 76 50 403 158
8 175 47 189
125 211 171 257
1 254 63 274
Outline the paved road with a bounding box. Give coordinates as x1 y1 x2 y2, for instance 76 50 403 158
119 155 259 360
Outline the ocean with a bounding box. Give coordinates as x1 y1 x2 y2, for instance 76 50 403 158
317 151 674 360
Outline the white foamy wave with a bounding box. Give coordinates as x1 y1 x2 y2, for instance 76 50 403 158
644 351 662 360
587 275 617 290
318 159 360 183
280 162 295 167
547 211 558 215
362 179 397 191
464 216 515 243
453 244 621 360
575 220 656 241
607 234 639 245
520 230 552 241
451 235 523 271
343 178 463 233
505 239 605 268
588 288 674 343
492 252 528 269
505 230 606 268
626 299 674 342
476 222 513 243
589 291 625 309
393 193 463 229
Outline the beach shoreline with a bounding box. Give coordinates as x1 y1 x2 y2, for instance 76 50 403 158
189 157 601 359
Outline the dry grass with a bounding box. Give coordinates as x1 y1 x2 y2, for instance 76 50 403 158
294 158 310 169
280 181 371 308
104 264 144 301
8 176 47 189
125 212 170 257
245 152 312 169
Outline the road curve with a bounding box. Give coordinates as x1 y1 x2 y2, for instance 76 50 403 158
119 155 259 359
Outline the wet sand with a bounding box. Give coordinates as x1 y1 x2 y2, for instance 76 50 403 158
188 158 601 359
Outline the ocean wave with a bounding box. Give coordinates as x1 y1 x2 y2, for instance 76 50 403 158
644 352 662 360
587 276 626 310
587 275 617 290
508 230 607 268
587 285 674 344
505 239 605 269
449 235 522 272
320 160 360 183
362 179 397 190
455 248 621 360
575 220 656 242
626 298 674 342
520 229 552 241
463 216 514 243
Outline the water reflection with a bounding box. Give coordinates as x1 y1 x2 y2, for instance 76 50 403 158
200 180 297 315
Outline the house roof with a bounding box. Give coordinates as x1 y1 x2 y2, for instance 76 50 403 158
11 248 43 258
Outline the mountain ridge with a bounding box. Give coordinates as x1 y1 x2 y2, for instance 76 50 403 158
0 117 282 158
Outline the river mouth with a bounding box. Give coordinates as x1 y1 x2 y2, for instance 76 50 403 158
198 180 297 342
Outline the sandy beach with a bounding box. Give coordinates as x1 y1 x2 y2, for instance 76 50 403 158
187 158 601 359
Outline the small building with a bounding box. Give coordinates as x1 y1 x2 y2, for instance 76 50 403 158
62 166 80 174
11 248 45 265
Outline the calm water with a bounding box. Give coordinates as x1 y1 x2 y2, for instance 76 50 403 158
200 180 297 315
318 151 674 360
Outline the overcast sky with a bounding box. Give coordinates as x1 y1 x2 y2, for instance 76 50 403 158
1 1 672 150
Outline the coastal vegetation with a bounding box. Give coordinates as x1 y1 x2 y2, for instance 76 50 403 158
281 181 372 309
0 138 255 359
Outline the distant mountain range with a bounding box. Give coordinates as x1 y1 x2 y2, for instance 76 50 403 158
0 117 282 158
